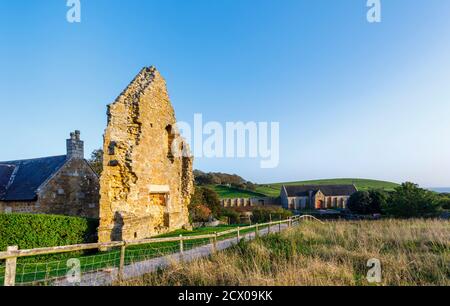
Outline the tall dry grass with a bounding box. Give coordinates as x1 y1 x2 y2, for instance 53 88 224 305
125 219 449 286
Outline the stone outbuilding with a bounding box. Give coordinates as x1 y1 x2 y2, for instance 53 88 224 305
220 197 280 208
281 185 357 210
98 67 194 243
0 131 100 218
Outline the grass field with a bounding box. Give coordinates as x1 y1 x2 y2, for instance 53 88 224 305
0 224 249 286
129 219 449 286
210 178 399 198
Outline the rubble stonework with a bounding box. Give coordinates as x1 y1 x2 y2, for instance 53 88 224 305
98 67 194 243
0 132 100 218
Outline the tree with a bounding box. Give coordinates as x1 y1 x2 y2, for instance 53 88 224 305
193 170 256 189
188 187 221 221
201 187 222 217
437 194 450 210
190 205 212 222
368 189 387 214
347 190 387 215
347 191 373 215
88 149 103 176
189 186 204 207
383 182 441 218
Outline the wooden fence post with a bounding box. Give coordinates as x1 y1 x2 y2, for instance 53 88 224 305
212 232 218 253
279 220 282 232
5 246 18 286
237 226 240 244
179 235 184 255
118 243 126 283
255 224 259 238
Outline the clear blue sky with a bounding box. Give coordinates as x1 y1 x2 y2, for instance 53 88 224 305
1 0 450 187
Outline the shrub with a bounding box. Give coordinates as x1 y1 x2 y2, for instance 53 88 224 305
221 209 241 224
190 205 212 222
0 213 98 252
252 207 293 224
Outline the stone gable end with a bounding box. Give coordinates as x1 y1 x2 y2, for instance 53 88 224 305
98 67 194 242
37 158 100 218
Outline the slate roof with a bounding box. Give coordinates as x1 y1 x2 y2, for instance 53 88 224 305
0 155 67 201
284 185 357 197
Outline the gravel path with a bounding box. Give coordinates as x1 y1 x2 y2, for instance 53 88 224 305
54 222 292 286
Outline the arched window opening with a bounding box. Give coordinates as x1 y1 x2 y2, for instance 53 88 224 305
166 125 175 162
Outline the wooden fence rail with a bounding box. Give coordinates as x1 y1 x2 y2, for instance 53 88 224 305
0 214 317 286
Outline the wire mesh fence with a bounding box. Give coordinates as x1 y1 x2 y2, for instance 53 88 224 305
183 238 211 252
0 216 302 286
12 247 122 286
126 242 180 264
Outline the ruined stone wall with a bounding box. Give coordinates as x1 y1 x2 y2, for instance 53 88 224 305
98 67 194 243
0 158 99 218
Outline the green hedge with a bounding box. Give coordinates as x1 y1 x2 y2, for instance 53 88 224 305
0 213 98 252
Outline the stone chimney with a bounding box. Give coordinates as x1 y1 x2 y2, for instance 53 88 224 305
66 130 84 159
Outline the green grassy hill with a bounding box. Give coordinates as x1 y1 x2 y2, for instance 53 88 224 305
210 178 399 199
208 185 267 199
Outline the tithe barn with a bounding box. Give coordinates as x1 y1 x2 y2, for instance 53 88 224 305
281 184 357 210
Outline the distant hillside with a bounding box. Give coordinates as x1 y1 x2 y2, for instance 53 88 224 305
211 178 399 199
256 179 399 197
209 185 267 199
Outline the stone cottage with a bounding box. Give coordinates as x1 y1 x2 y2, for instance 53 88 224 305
280 185 357 210
0 131 99 218
98 67 194 243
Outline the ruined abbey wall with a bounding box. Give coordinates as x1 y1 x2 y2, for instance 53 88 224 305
98 67 194 243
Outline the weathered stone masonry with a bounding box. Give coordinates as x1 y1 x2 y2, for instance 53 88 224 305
98 67 194 243
0 131 100 218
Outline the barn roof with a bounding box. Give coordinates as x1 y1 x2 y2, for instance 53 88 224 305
284 185 357 197
0 155 67 201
